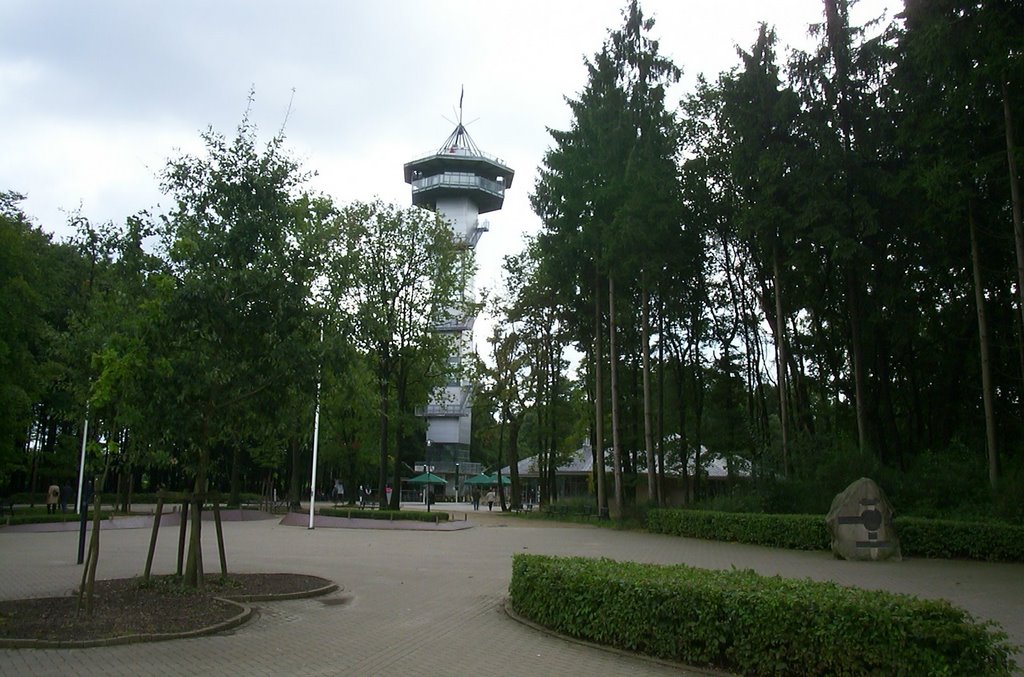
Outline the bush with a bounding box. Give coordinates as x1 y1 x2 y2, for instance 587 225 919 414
896 517 1024 562
647 509 1024 562
509 554 1017 676
647 509 829 550
319 508 448 523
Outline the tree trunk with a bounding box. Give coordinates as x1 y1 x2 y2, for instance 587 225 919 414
969 206 999 489
656 293 665 506
377 373 389 510
847 271 870 456
772 243 790 477
507 412 523 510
185 421 209 589
391 362 411 511
497 409 507 510
593 267 606 514
536 354 547 505
608 276 624 519
546 327 558 503
1003 82 1024 399
229 444 241 507
288 437 302 510
673 345 690 504
641 278 657 504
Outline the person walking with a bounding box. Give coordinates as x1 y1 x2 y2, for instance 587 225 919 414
485 489 496 512
472 488 481 511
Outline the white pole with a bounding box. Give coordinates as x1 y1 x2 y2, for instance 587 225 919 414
76 414 89 514
308 328 324 530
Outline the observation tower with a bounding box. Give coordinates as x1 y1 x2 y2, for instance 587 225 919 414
404 104 514 494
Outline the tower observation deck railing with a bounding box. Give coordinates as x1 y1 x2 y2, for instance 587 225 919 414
408 145 510 167
434 315 475 332
411 172 505 199
416 385 473 417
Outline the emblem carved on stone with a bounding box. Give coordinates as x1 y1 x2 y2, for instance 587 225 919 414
826 477 902 561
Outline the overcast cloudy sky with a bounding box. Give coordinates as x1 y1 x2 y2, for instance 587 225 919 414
1 0 891 309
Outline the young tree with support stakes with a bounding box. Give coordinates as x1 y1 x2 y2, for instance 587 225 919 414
154 109 328 586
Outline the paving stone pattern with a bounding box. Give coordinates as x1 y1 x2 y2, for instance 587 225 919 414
1 507 1022 676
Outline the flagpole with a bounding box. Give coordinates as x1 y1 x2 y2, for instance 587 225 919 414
308 326 324 530
76 407 89 514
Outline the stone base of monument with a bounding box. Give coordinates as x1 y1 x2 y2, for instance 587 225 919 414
825 477 902 561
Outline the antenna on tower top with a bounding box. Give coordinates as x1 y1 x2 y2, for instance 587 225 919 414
438 85 481 155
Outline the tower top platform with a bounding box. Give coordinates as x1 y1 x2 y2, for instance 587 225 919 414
403 123 515 214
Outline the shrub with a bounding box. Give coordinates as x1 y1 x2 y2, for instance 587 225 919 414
647 509 1024 562
319 508 448 523
896 517 1024 562
509 554 1017 676
647 509 829 550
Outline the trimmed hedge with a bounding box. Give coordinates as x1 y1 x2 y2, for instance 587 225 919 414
647 509 829 550
896 516 1024 562
319 508 449 523
647 509 1024 562
509 554 1017 676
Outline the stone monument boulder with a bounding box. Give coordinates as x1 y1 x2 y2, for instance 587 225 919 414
826 477 901 561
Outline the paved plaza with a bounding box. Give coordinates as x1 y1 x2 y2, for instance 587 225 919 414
1 504 1022 676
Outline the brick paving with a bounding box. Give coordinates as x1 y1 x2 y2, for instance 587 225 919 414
1 504 1022 676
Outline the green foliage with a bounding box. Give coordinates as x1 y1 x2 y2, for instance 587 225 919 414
0 193 88 486
319 508 448 523
333 199 470 507
648 508 830 551
648 508 1024 562
895 517 1024 563
895 444 994 520
510 554 1017 675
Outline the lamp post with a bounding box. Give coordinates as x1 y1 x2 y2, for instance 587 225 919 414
455 462 460 502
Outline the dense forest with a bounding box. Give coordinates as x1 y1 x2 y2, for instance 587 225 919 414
493 0 1024 521
2 0 1022 525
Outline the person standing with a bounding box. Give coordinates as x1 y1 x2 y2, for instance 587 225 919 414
46 482 60 514
472 488 481 511
61 481 72 513
485 489 496 512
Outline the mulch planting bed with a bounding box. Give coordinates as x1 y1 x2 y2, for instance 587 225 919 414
0 573 333 644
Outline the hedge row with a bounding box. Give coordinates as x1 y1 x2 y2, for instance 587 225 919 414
3 491 264 505
509 554 1017 676
3 511 111 526
647 509 829 550
319 508 449 523
647 509 1024 562
895 516 1024 562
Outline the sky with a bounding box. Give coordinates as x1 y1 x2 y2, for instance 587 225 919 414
1 0 893 349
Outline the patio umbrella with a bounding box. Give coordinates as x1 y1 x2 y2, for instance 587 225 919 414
405 472 447 511
489 473 512 486
406 472 447 486
463 473 494 486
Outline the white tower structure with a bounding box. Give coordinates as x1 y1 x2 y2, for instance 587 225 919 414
404 108 514 492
